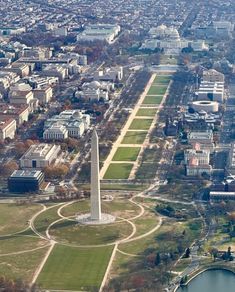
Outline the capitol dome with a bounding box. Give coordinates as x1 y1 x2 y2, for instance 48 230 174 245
156 24 167 32
167 27 180 40
90 81 101 89
73 110 83 118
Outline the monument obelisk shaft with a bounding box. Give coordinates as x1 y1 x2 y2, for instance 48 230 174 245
90 129 101 220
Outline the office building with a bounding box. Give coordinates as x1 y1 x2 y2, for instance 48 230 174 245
203 69 225 83
228 143 235 175
0 117 16 140
188 130 214 151
197 81 224 103
0 103 29 125
33 86 53 104
184 148 210 165
8 170 44 193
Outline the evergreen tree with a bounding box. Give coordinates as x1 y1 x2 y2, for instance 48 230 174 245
185 247 191 258
155 252 161 266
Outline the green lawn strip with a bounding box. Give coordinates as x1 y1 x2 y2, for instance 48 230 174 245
113 147 141 161
143 95 163 105
104 163 133 179
129 118 153 130
50 220 133 245
0 246 49 282
153 75 171 84
147 85 168 95
122 131 148 144
0 235 47 254
33 205 61 236
0 204 42 236
37 245 113 291
136 108 157 117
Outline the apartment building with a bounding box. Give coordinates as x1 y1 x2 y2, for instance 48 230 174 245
203 69 225 83
0 117 16 140
33 86 53 104
0 103 29 125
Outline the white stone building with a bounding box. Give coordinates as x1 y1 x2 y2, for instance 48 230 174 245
186 158 212 176
94 66 123 82
77 24 121 44
185 143 212 176
197 81 224 103
43 110 90 140
43 124 68 140
184 149 210 165
78 81 110 101
20 143 61 169
141 25 208 54
42 64 68 81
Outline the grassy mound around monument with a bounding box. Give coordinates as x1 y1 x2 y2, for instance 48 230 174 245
102 199 141 219
49 220 133 245
59 200 90 218
60 198 142 220
37 244 113 291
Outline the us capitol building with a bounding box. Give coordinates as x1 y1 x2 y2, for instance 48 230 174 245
141 24 208 54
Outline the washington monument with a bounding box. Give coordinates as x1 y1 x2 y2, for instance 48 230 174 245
90 129 101 220
76 129 115 224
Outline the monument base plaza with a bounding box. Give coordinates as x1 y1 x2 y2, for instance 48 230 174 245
76 213 116 225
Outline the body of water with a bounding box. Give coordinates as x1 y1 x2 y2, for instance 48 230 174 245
177 269 235 292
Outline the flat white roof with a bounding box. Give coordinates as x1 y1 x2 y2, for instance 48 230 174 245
11 169 42 178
